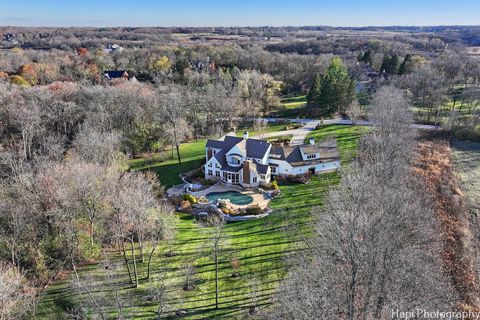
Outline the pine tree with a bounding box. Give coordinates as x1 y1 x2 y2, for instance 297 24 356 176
317 57 355 116
399 54 413 75
307 74 322 106
389 54 400 74
363 49 373 65
380 54 391 73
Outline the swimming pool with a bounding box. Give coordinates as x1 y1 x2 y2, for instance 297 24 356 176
206 191 254 206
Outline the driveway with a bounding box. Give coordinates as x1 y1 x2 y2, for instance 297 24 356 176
252 117 439 145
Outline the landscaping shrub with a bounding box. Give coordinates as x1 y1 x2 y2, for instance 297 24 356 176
169 195 183 206
183 194 197 204
179 200 192 213
245 205 263 215
271 180 279 190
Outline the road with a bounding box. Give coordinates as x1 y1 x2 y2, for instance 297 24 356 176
252 117 439 145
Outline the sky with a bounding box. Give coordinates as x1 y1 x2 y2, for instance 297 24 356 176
0 0 479 27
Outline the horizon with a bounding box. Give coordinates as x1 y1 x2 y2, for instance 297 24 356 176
1 0 479 28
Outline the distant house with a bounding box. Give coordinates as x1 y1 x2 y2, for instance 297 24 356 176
204 132 340 187
103 70 130 80
3 33 17 44
104 44 124 54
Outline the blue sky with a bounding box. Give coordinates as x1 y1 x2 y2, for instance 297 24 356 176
0 0 478 27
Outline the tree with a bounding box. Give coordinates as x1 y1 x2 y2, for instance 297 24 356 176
158 89 192 164
273 87 455 319
201 214 226 309
306 74 322 106
398 54 414 75
315 57 355 116
0 263 36 320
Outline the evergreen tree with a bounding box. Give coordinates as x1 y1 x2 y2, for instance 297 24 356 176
357 52 364 62
363 49 373 65
380 54 391 73
307 74 322 106
381 54 400 75
399 54 413 75
389 54 400 74
316 57 355 116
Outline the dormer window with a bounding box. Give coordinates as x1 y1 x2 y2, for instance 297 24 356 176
227 155 242 166
307 154 317 159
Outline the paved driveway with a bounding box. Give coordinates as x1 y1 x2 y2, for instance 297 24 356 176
252 117 439 145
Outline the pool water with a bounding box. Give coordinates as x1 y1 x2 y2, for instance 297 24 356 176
206 191 254 206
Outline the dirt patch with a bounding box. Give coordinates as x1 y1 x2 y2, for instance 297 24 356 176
414 140 480 312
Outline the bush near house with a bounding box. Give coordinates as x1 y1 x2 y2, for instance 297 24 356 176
245 205 263 215
183 194 197 204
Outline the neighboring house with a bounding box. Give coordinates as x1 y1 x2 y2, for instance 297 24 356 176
2 33 17 44
104 44 124 54
204 131 340 188
103 70 130 80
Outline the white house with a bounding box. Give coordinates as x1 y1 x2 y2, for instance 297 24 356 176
204 131 340 188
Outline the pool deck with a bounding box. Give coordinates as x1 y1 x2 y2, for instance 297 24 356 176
192 183 270 210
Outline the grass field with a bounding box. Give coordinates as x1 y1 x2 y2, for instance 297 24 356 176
452 139 480 216
270 95 310 118
37 125 361 319
413 100 480 125
306 124 364 165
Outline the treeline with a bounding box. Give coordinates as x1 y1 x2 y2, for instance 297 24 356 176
0 44 331 92
273 87 456 319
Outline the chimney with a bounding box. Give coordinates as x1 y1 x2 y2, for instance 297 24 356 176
309 138 315 145
243 131 249 140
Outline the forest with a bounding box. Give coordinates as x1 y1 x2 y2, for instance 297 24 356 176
1 25 480 319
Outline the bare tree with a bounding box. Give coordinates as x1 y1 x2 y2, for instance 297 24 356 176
273 86 456 319
201 214 227 309
0 263 36 320
181 256 196 292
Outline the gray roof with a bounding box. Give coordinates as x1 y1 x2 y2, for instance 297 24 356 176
206 135 270 160
245 139 270 159
221 164 243 173
270 139 339 167
206 135 243 150
213 150 226 166
254 163 269 174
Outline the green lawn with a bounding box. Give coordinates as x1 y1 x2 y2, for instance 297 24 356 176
280 95 307 109
269 95 311 118
306 124 364 165
37 125 361 319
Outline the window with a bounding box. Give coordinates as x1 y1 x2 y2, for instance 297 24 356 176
253 176 257 183
270 166 277 174
208 162 213 167
307 154 316 159
216 164 221 169
260 174 265 180
215 171 220 177
232 173 239 184
208 169 213 176
227 156 241 166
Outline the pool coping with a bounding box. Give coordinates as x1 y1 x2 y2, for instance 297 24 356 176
205 190 255 206
191 183 271 210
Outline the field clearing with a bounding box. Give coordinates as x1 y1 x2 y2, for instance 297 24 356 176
452 139 480 215
37 125 361 319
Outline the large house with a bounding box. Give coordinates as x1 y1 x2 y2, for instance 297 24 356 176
204 131 340 188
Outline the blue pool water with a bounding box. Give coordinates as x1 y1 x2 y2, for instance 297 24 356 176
206 191 254 206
